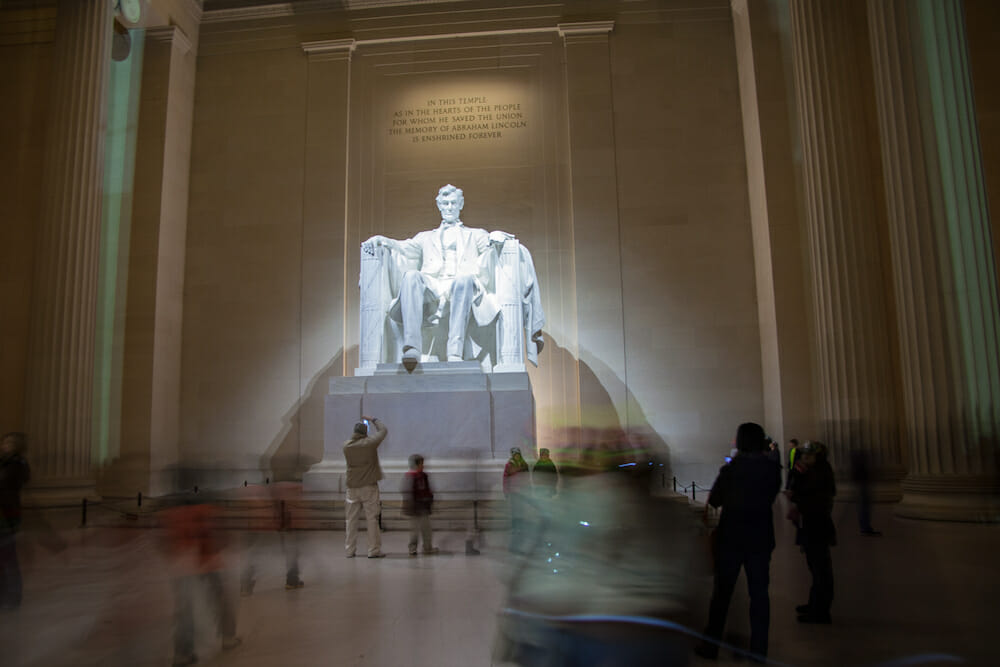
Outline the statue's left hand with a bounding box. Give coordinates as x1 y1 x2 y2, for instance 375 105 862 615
531 330 544 353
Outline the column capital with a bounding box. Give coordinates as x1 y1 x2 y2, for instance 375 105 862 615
302 38 357 62
558 21 614 44
147 25 193 55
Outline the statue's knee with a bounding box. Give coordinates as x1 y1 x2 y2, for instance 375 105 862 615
402 270 423 288
453 274 475 292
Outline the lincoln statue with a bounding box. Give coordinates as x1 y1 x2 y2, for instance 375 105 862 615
360 184 544 371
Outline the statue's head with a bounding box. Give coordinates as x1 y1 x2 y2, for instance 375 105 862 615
436 184 464 223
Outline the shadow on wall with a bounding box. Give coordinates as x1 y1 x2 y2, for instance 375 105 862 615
259 349 344 483
544 334 674 484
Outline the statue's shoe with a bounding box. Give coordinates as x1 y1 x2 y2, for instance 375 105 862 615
402 346 419 372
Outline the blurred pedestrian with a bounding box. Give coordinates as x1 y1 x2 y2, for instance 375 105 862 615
790 441 837 623
767 439 782 468
344 416 387 558
239 481 304 595
850 447 881 536
494 430 701 667
402 454 437 556
785 438 801 490
161 500 241 666
0 432 30 609
531 448 558 498
503 447 530 553
695 422 782 662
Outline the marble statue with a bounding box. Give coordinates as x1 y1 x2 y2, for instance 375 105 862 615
359 184 544 372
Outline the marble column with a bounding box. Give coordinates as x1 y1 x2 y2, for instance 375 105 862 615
24 0 111 499
558 21 629 430
867 0 1000 520
788 0 903 493
115 24 197 497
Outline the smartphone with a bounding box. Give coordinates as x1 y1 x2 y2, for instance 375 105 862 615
362 418 371 429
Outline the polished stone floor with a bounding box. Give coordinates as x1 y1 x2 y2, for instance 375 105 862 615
2 500 998 667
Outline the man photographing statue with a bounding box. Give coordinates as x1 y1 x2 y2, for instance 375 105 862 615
361 184 544 371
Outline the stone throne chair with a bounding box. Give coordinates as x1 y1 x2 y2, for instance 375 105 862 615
356 237 543 375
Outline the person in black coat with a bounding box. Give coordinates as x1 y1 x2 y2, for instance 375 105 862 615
695 422 782 662
789 440 836 623
1 432 30 609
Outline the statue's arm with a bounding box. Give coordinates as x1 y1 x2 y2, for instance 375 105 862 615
363 234 422 262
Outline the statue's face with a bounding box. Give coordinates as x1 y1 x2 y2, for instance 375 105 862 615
437 192 463 223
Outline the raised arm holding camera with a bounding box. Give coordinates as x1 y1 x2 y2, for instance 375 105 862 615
343 416 388 558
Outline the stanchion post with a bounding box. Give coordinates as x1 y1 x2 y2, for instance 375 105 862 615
81 498 87 526
137 491 142 507
692 482 697 502
473 499 479 531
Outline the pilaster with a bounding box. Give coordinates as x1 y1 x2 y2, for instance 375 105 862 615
558 20 629 430
116 22 198 496
297 38 356 473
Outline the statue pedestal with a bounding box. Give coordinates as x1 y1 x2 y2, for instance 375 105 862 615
303 362 535 499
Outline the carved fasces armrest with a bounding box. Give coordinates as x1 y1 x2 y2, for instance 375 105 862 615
359 244 391 371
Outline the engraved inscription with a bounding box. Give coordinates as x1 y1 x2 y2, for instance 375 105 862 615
387 96 527 143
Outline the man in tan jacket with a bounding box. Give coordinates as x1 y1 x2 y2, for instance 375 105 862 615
343 416 388 558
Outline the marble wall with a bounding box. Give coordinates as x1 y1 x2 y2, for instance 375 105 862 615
3 0 998 506
173 1 764 488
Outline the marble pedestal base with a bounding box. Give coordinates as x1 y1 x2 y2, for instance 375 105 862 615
303 362 536 499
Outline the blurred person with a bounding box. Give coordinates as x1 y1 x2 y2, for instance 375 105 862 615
785 438 801 490
494 429 702 666
344 415 388 558
850 446 881 536
503 447 530 552
161 499 241 666
531 448 558 499
694 422 782 662
239 481 304 595
0 432 29 609
789 441 837 623
402 454 437 556
767 439 782 468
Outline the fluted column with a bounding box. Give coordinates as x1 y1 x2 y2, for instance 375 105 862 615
788 0 903 491
868 0 1000 520
24 0 111 498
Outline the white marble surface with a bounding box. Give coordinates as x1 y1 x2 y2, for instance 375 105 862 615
304 365 535 497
